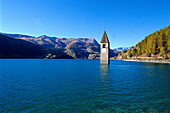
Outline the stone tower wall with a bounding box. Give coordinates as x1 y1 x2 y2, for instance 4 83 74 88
100 43 110 64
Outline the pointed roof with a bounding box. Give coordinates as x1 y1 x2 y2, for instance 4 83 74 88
101 31 109 43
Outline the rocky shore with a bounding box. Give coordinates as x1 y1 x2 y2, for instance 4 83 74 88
121 59 170 64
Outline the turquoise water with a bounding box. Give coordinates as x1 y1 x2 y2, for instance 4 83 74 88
0 59 169 112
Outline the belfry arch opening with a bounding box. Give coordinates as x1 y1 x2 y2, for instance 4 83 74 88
103 44 106 48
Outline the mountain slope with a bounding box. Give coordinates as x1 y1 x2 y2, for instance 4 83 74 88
1 33 35 38
0 34 73 58
1 33 121 58
119 26 170 58
1 33 101 58
136 26 170 55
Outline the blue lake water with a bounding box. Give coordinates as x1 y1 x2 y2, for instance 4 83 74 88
0 59 169 112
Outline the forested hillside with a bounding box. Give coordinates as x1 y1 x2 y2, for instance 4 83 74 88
119 26 170 58
136 26 170 55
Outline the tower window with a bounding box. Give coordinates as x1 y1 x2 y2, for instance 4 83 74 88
103 44 106 48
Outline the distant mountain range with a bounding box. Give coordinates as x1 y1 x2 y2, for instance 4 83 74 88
0 34 72 59
113 47 131 52
0 33 120 59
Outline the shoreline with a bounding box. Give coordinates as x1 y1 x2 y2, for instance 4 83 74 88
119 59 170 64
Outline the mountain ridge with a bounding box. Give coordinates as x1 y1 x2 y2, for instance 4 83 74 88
0 34 73 59
1 32 119 59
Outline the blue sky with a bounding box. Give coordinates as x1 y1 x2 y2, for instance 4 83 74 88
1 0 170 48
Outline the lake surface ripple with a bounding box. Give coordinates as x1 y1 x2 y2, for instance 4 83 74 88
0 59 169 112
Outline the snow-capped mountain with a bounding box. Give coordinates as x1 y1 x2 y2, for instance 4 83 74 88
113 47 131 52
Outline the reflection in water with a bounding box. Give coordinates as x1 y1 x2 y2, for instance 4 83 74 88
100 64 111 93
100 64 110 76
95 65 112 110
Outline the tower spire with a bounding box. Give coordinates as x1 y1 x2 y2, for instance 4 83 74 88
101 31 109 43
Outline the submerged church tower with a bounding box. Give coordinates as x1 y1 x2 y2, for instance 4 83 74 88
100 31 110 64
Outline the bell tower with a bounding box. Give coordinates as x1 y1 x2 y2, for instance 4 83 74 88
100 31 110 64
